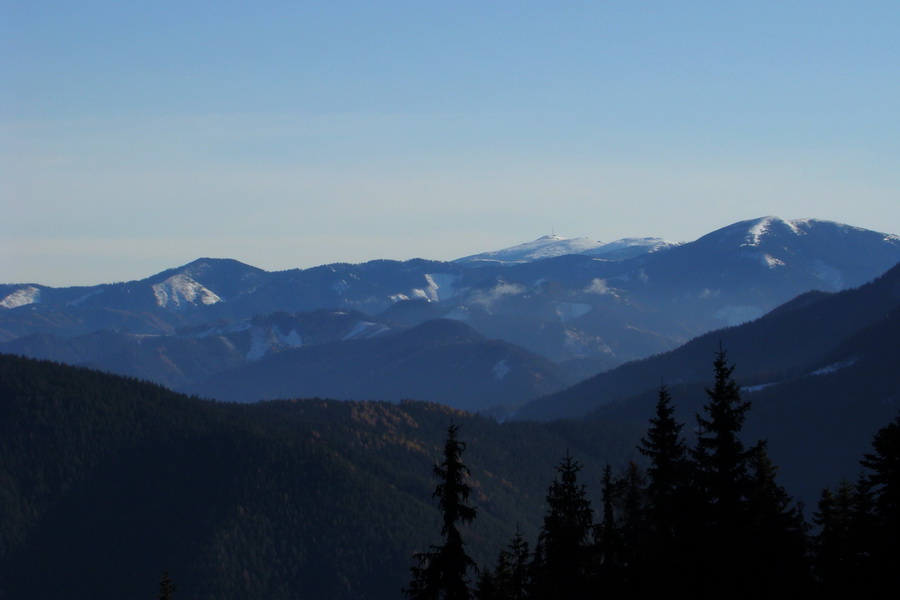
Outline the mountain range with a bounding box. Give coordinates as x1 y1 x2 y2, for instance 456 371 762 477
510 259 900 502
2 216 899 410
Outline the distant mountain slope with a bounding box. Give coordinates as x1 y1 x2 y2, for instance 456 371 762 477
509 261 900 503
184 319 574 410
0 310 394 389
515 260 900 421
454 233 680 265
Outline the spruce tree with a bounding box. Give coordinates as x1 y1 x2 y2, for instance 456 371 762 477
690 348 758 595
478 528 531 600
859 411 900 588
636 384 692 595
745 442 810 593
693 348 755 517
158 571 175 600
405 423 477 600
638 385 690 542
691 348 809 595
813 480 860 596
594 463 621 594
531 451 595 600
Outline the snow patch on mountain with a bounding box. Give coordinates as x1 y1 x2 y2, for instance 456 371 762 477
744 216 802 247
246 325 305 360
557 302 591 322
584 237 681 259
811 357 858 376
333 279 350 296
585 278 614 295
444 306 472 321
410 273 460 302
67 289 103 307
744 382 777 393
0 286 41 308
455 235 604 265
812 261 844 290
343 320 390 340
152 274 222 308
471 282 525 307
491 358 511 380
456 234 683 266
713 305 764 326
246 329 272 360
761 254 785 268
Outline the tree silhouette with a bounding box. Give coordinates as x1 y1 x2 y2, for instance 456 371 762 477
158 571 175 600
636 384 693 594
531 451 594 600
859 411 900 588
405 423 477 600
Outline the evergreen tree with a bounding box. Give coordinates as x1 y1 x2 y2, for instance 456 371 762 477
531 451 595 600
859 411 900 587
745 442 810 593
691 348 808 595
405 423 478 600
638 385 690 538
158 571 175 600
813 480 862 596
693 348 756 518
594 463 622 595
477 528 531 600
690 348 759 594
636 384 692 595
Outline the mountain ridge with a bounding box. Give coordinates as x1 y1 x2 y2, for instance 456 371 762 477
2 216 898 404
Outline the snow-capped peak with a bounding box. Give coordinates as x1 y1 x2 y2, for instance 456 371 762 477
583 237 682 259
454 235 605 265
743 216 803 247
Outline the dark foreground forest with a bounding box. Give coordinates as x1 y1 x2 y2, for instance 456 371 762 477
1 352 897 599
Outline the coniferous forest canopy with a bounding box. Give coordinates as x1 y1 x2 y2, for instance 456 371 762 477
1 352 898 599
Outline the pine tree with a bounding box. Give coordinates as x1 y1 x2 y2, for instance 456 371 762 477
405 423 478 600
531 451 595 600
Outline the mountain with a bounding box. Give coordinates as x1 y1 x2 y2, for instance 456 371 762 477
454 234 680 265
514 258 900 421
183 319 575 410
0 353 640 600
3 351 897 597
2 217 898 401
510 261 900 502
0 310 393 390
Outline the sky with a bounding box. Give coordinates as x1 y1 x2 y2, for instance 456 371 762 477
2 1 898 287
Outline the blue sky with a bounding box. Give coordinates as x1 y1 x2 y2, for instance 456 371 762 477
2 1 898 286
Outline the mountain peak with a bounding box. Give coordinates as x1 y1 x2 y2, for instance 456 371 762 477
455 235 605 265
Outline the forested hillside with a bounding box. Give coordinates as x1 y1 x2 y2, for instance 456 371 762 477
3 352 897 598
0 354 638 600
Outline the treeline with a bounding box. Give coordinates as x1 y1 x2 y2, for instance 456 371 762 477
408 350 900 599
